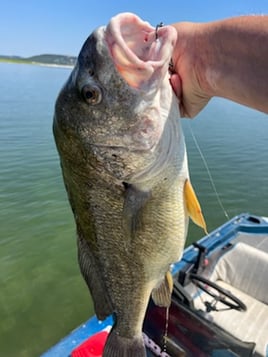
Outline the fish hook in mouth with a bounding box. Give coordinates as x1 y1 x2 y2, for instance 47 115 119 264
105 13 177 90
154 21 174 74
155 22 164 40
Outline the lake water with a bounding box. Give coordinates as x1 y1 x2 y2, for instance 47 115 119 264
0 63 267 357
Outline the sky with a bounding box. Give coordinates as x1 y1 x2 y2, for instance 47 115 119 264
1 0 268 57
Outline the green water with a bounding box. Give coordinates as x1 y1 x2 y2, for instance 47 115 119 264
0 63 267 356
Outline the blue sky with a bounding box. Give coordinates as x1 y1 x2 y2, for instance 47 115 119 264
1 0 268 57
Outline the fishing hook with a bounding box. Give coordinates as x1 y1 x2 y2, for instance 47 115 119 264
155 22 164 40
155 22 174 75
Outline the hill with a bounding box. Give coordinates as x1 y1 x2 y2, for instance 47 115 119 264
0 54 76 67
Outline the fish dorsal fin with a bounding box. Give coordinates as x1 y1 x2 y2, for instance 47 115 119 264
184 179 208 234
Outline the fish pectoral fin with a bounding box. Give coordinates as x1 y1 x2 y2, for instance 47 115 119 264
123 183 151 238
77 235 113 321
152 271 173 307
184 179 208 234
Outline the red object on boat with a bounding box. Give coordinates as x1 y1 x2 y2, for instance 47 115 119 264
71 331 109 357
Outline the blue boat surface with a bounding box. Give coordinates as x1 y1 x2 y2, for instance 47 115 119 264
41 213 268 357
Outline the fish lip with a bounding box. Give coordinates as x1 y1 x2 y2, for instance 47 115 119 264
105 12 177 90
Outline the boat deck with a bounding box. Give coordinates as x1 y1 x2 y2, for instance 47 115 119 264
189 224 268 357
41 214 268 357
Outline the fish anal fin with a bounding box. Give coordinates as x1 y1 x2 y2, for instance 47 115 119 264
77 235 113 320
184 179 208 234
152 272 173 307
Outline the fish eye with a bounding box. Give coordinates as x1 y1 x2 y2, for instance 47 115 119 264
81 84 102 105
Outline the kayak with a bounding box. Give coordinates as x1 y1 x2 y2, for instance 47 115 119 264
41 213 268 357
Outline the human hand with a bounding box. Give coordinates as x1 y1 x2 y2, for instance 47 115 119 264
170 22 211 118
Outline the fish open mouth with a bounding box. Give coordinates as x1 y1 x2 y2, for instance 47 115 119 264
105 12 177 90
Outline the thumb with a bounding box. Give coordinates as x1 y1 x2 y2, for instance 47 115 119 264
169 73 182 100
170 73 190 117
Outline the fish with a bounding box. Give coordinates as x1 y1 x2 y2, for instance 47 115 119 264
53 12 207 357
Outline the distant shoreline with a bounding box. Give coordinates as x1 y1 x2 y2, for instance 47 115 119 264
0 58 74 69
0 54 76 68
32 61 74 69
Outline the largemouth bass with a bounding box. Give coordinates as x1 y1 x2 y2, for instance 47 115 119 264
53 12 206 357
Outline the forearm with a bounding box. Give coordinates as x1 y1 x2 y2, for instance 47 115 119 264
202 16 268 113
172 16 268 114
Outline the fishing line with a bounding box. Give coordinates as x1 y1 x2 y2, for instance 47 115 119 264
187 121 230 221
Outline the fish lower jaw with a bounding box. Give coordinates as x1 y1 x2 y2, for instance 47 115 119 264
89 122 163 152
